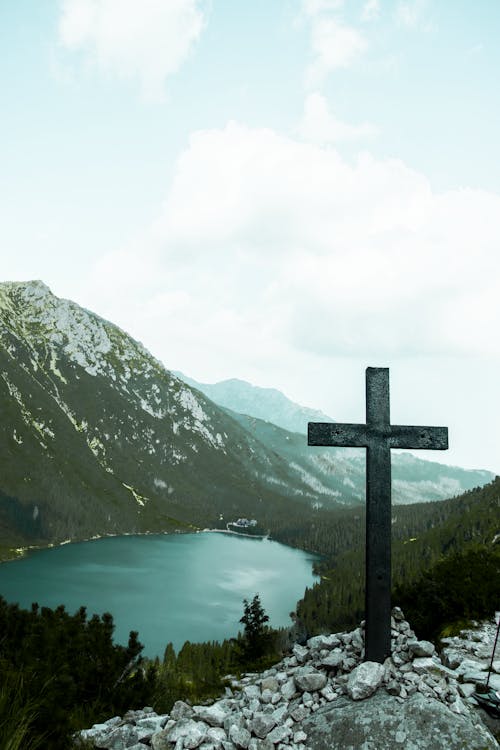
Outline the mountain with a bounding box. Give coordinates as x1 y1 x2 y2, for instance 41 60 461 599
0 281 493 558
173 372 334 435
174 374 494 504
0 281 338 554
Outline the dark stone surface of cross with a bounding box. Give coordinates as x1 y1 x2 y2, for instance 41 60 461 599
308 367 448 663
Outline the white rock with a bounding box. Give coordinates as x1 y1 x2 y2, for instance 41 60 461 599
229 724 251 749
294 667 328 692
261 676 279 692
266 724 291 744
165 719 208 750
194 703 229 727
280 678 297 700
346 661 385 701
249 713 276 739
409 640 435 657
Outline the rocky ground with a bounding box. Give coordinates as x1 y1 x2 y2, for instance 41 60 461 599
75 609 500 750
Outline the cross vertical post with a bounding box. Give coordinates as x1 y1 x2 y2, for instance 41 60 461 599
308 367 448 663
365 368 392 661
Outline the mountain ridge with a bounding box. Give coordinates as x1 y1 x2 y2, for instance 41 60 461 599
174 372 494 505
0 281 493 560
0 281 336 554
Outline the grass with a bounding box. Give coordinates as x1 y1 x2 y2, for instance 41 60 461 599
0 671 47 750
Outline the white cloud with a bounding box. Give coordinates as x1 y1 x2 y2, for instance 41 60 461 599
90 121 500 372
305 16 367 86
361 0 380 22
395 0 430 29
298 0 367 87
301 0 344 15
58 0 206 98
297 93 378 143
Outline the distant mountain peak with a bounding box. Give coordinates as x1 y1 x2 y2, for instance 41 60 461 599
174 371 334 435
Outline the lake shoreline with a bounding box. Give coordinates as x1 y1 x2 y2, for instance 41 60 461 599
0 528 192 564
0 530 319 657
0 526 271 564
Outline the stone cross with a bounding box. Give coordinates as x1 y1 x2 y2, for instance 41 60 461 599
308 367 448 663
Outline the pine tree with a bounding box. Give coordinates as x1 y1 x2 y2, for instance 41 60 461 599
239 594 273 663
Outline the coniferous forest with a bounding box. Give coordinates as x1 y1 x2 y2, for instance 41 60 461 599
0 478 499 748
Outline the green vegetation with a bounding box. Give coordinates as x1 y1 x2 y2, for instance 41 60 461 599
295 478 500 636
0 598 156 749
394 546 500 641
0 594 280 749
0 478 498 747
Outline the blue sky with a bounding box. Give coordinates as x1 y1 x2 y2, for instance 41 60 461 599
1 1 500 473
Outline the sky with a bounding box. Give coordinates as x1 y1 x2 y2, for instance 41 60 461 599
1 0 500 474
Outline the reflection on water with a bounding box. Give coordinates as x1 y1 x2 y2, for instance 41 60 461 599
0 533 318 657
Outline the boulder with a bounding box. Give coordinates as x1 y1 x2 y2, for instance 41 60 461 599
170 700 194 721
95 725 140 749
301 690 499 749
163 718 208 749
346 661 385 701
294 667 328 692
193 702 229 727
228 723 251 749
249 713 276 739
409 640 435 658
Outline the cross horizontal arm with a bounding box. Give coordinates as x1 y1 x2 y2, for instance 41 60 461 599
308 422 368 448
388 425 448 450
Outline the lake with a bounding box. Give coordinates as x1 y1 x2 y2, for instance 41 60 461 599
0 532 318 657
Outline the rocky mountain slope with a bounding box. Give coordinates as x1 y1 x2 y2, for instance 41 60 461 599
175 375 493 505
173 372 335 436
76 610 500 750
0 281 337 551
0 281 493 555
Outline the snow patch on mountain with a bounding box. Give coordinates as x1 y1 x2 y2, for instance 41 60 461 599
393 477 463 504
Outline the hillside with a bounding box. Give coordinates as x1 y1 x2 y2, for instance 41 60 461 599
176 375 493 504
0 281 494 560
0 281 338 554
295 477 500 635
173 371 335 435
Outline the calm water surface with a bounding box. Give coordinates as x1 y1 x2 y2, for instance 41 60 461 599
0 533 318 656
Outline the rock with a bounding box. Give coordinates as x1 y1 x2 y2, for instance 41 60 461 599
171 700 194 721
77 614 500 750
164 718 208 749
243 685 261 701
294 667 328 692
229 724 251 749
260 688 273 704
266 724 291 744
293 730 308 744
307 634 340 651
271 704 288 724
96 725 140 749
249 713 276 739
346 661 385 701
319 651 343 671
260 676 279 693
458 682 477 698
136 715 168 731
441 648 463 669
386 679 403 696
290 705 310 722
409 640 435 658
193 702 229 728
301 690 499 749
412 657 448 676
207 727 228 743
280 678 297 700
292 644 309 663
392 606 405 621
